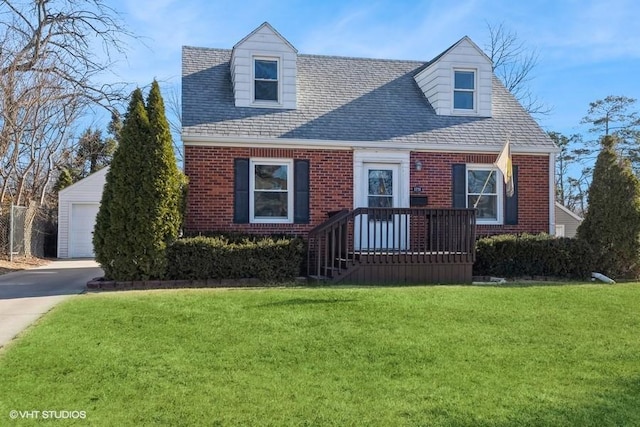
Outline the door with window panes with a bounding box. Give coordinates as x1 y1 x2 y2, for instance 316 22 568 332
355 163 406 250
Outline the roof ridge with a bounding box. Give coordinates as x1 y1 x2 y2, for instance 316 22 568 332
299 53 425 64
183 46 231 52
183 45 426 64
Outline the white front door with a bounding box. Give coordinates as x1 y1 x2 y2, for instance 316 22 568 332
355 163 406 250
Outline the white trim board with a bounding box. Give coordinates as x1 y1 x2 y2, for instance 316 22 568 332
183 135 559 155
353 150 410 209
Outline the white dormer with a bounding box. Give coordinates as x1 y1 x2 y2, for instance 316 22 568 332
414 36 492 117
230 22 298 109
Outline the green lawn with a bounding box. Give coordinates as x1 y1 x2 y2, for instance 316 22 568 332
1 285 640 426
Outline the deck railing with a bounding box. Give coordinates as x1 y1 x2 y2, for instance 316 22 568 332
307 208 477 280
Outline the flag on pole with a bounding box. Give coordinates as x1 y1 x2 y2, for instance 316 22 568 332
494 138 514 197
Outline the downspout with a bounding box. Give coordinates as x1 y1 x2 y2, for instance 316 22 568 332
549 152 556 235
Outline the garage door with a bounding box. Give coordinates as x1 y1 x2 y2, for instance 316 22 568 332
70 203 100 258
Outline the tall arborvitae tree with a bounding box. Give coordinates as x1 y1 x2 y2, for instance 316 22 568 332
94 83 182 280
94 88 151 280
577 135 640 279
144 80 183 272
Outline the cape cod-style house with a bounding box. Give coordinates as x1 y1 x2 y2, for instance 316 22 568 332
181 23 558 283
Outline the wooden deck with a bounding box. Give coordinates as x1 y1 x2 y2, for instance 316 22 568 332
307 208 476 284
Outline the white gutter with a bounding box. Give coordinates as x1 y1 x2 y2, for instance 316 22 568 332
183 134 561 155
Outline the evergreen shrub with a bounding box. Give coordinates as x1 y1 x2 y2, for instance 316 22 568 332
474 233 595 279
577 135 640 279
166 236 305 282
93 82 183 280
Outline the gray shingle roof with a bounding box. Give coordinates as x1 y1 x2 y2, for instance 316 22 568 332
182 47 556 151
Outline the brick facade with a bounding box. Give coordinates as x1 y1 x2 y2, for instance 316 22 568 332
185 146 550 236
185 146 353 235
410 152 550 235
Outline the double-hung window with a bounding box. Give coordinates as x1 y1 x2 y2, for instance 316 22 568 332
466 165 503 224
250 159 293 223
254 58 279 102
453 70 475 110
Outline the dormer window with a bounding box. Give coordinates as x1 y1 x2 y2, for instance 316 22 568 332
414 37 491 116
231 23 297 108
254 58 279 102
453 70 475 110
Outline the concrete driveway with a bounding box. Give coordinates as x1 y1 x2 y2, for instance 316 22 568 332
0 259 103 350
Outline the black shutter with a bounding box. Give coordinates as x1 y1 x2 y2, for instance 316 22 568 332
505 165 518 225
452 164 467 208
233 158 249 223
294 159 310 224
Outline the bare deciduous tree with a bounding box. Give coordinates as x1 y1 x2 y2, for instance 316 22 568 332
549 131 592 215
485 22 551 116
0 70 79 206
566 170 591 216
164 84 183 165
0 0 134 206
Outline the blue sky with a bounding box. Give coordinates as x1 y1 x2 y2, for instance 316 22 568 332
106 0 640 138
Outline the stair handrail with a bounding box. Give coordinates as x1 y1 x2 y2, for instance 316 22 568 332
307 209 351 237
307 207 477 279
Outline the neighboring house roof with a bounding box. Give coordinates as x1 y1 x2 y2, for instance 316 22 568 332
182 46 556 152
555 202 583 221
58 166 109 196
554 202 583 238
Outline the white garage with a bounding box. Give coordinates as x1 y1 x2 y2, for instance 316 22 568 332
57 167 108 258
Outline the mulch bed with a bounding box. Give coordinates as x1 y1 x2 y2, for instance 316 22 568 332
86 277 307 291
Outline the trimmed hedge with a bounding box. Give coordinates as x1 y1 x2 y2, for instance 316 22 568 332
474 234 595 279
165 236 305 282
181 230 295 244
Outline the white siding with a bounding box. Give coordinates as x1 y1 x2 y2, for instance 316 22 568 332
554 203 583 238
57 167 108 258
231 23 297 109
414 37 492 117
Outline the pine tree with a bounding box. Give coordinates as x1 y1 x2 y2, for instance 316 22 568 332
55 117 119 191
76 128 116 175
54 167 75 192
577 135 640 278
107 111 123 143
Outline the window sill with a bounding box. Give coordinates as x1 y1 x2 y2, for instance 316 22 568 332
452 108 479 115
250 219 293 225
250 100 283 108
476 221 504 226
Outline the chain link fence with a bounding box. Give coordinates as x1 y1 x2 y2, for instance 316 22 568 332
0 202 57 260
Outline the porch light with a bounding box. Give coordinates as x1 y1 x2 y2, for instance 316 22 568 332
415 160 423 171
